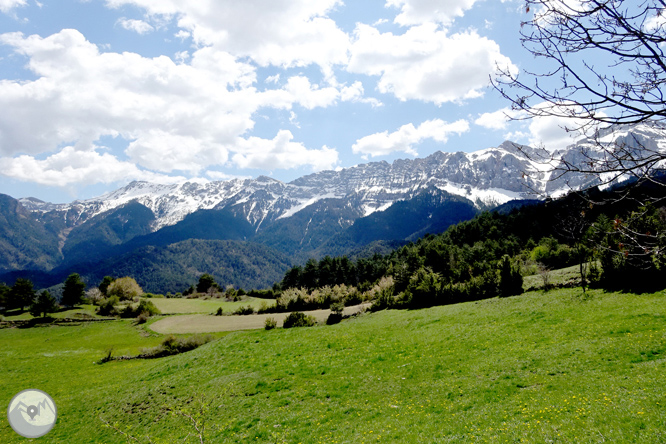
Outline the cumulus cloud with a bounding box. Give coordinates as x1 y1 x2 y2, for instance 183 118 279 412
232 130 339 171
0 29 358 187
117 18 154 34
352 119 469 157
475 107 525 130
0 146 182 187
0 0 26 14
386 0 480 26
105 0 350 68
348 23 516 104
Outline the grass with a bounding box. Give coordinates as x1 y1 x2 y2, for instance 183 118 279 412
146 296 274 314
1 287 665 442
523 263 595 290
2 304 102 321
150 304 368 333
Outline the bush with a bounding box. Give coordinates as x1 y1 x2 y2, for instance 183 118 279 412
234 305 255 315
257 300 277 314
119 299 161 319
264 317 277 330
326 312 343 325
215 307 223 316
138 334 213 359
136 312 149 324
107 277 143 301
97 296 120 316
283 311 316 328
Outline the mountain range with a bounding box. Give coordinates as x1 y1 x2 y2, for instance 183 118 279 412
1 123 664 293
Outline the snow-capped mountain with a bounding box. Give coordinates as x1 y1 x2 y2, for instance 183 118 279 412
17 123 666 234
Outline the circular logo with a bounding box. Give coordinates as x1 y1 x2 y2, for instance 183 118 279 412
7 389 57 438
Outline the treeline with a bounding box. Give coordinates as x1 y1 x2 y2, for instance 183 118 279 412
276 182 666 310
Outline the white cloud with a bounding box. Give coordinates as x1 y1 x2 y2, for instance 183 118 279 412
117 17 154 34
0 146 181 187
386 0 480 26
348 24 516 105
105 0 350 69
527 115 579 151
125 130 228 174
0 0 26 14
352 118 469 157
232 130 339 171
475 107 525 130
265 74 280 84
0 29 356 186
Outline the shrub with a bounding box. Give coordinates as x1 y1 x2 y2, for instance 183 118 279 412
498 255 524 297
136 312 149 324
97 296 120 316
215 307 223 316
138 334 213 359
119 299 161 319
371 285 396 311
234 305 255 315
107 277 143 301
264 317 277 330
283 311 316 328
326 312 343 325
257 300 277 314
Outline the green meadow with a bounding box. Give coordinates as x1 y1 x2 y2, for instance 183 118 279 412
1 287 665 443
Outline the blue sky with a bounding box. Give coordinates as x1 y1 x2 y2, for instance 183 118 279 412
0 0 580 203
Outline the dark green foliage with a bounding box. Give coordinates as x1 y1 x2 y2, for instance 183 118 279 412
326 302 345 325
119 299 161 319
0 194 62 272
0 282 9 311
61 201 155 266
97 296 120 316
99 276 114 296
233 305 255 315
54 239 291 295
137 334 213 359
197 273 217 293
247 288 278 299
588 205 666 291
283 311 316 328
10 278 36 310
29 290 59 317
498 255 523 298
61 273 86 307
215 307 223 316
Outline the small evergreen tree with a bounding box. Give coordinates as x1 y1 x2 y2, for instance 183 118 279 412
10 278 36 311
498 255 523 298
196 274 216 294
99 276 115 296
0 283 9 312
30 290 59 318
62 273 86 307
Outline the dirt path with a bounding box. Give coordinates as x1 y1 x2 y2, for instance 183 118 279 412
149 304 370 334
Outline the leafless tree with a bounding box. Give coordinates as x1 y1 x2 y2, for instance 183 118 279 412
493 0 666 192
493 1 666 271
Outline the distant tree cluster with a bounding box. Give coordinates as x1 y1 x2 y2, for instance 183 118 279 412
276 182 665 312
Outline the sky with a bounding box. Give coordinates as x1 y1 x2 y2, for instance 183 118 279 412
0 0 581 204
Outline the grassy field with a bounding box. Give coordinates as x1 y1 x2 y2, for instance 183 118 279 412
1 304 102 321
1 287 665 442
147 296 274 314
150 304 369 333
